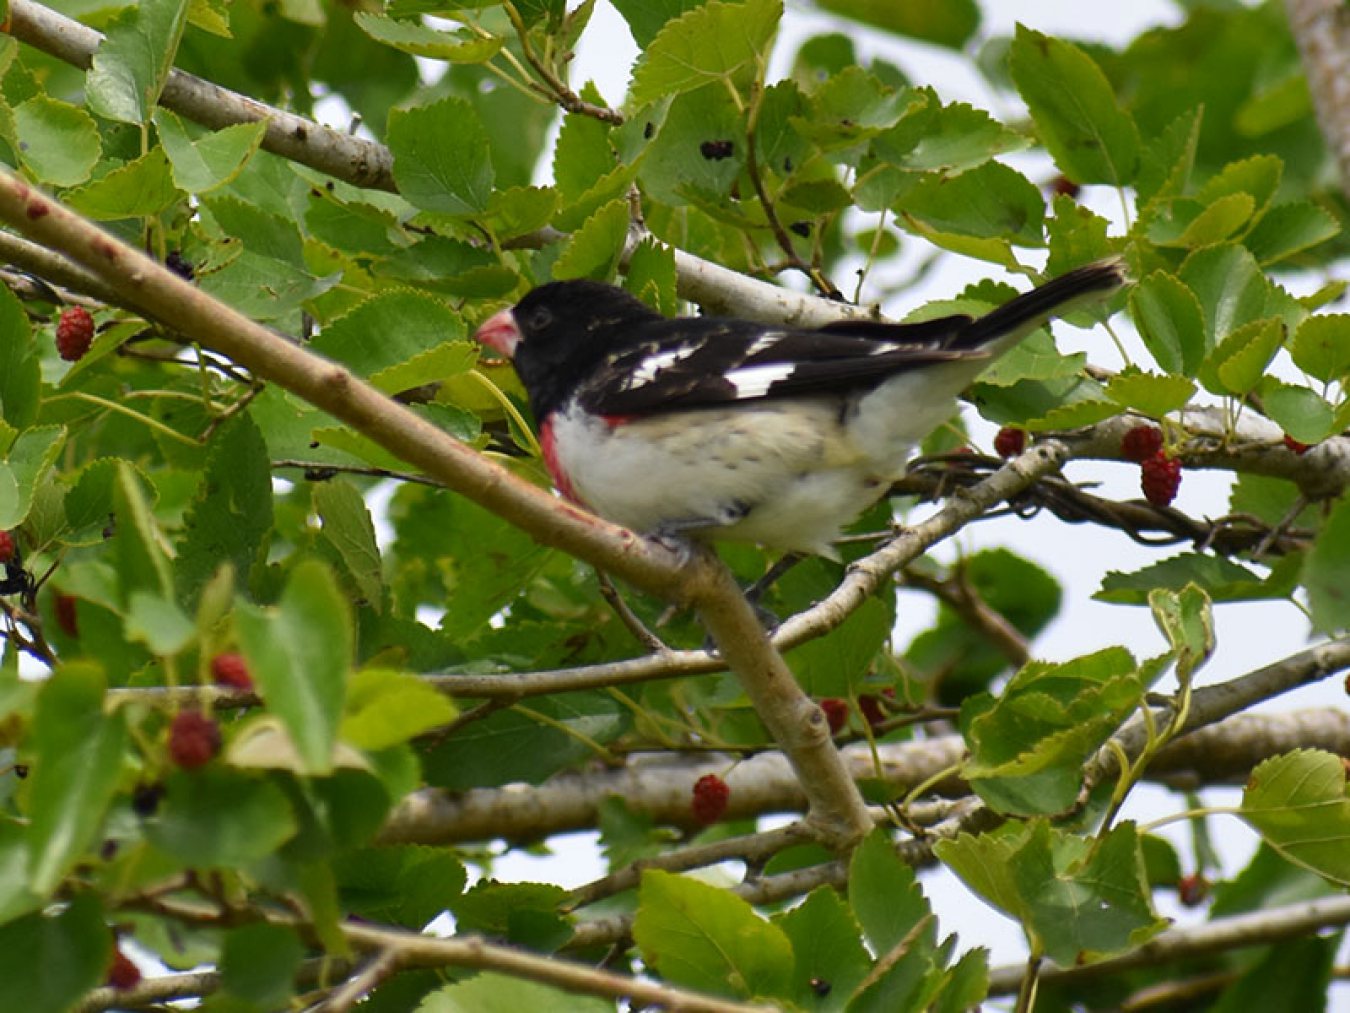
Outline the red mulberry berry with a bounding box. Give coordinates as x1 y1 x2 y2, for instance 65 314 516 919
1120 425 1163 463
168 711 221 770
55 306 94 362
1283 434 1313 455
993 427 1027 458
106 946 141 990
1177 873 1209 907
819 698 849 734
1140 453 1182 507
691 774 730 825
210 652 253 690
0 531 14 564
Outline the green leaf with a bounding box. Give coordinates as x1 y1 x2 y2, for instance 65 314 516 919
936 820 1164 966
787 594 891 697
1210 936 1335 1013
1045 194 1115 277
62 147 181 220
623 236 679 314
628 0 782 106
1096 552 1284 605
417 973 612 1013
1148 193 1254 248
1148 584 1214 683
86 0 191 123
1105 370 1194 418
311 290 465 379
1135 106 1201 205
552 197 630 280
634 869 794 1000
353 13 503 61
1290 314 1350 382
341 668 457 750
1199 316 1283 397
220 924 305 1009
875 95 1027 174
775 888 871 1010
1129 270 1207 376
146 768 298 867
313 479 384 608
0 894 109 1013
12 96 100 186
1304 496 1350 634
125 590 195 654
611 0 705 47
154 109 266 193
0 287 38 431
815 0 977 49
848 829 931 954
0 425 65 529
336 844 467 929
112 462 174 605
960 647 1143 815
1241 750 1350 885
176 414 273 604
1261 377 1337 443
895 161 1044 245
1244 201 1339 266
1179 243 1269 345
389 95 494 215
27 663 128 894
1009 25 1139 185
236 560 352 774
639 84 744 205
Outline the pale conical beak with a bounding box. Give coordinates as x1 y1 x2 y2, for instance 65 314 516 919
473 308 521 358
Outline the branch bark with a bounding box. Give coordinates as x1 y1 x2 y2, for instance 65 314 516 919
1284 0 1350 199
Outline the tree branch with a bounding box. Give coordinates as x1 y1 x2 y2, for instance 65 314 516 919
4 0 396 190
987 894 1350 995
1284 0 1350 199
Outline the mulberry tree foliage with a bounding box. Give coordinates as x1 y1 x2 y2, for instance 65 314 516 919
0 0 1348 1008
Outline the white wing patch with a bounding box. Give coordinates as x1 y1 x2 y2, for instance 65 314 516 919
745 332 785 357
627 347 695 387
725 362 797 398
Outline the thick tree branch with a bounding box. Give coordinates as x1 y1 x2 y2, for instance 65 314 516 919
4 0 396 190
987 894 1350 995
1284 0 1350 198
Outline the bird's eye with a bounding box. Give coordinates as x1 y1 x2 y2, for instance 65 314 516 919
527 306 553 331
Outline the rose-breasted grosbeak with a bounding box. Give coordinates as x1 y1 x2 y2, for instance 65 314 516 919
475 261 1125 557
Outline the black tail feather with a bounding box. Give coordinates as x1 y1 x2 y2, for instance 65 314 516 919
956 259 1128 348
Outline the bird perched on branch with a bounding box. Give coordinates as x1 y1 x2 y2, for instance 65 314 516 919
474 261 1126 558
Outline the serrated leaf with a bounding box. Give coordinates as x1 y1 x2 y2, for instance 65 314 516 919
848 830 932 954
311 291 465 379
610 0 705 47
388 95 494 215
112 462 173 605
775 888 871 1010
815 0 977 50
354 13 503 61
12 96 100 186
154 109 266 193
1304 496 1350 634
236 560 351 774
1096 552 1282 605
936 820 1163 966
86 0 191 124
1290 314 1350 382
1242 751 1350 885
623 237 679 314
0 287 37 431
1129 270 1207 375
368 341 476 396
1149 193 1254 248
628 0 782 106
0 425 65 530
1261 377 1337 443
1148 584 1214 683
895 161 1044 246
417 973 612 1013
1244 201 1339 266
1179 243 1268 345
553 197 629 280
1197 153 1282 214
62 147 181 220
26 664 128 894
341 668 457 750
1009 25 1139 186
1105 371 1194 417
313 478 384 608
1199 316 1283 397
635 870 794 999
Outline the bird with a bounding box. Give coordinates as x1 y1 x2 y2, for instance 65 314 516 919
473 260 1126 558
